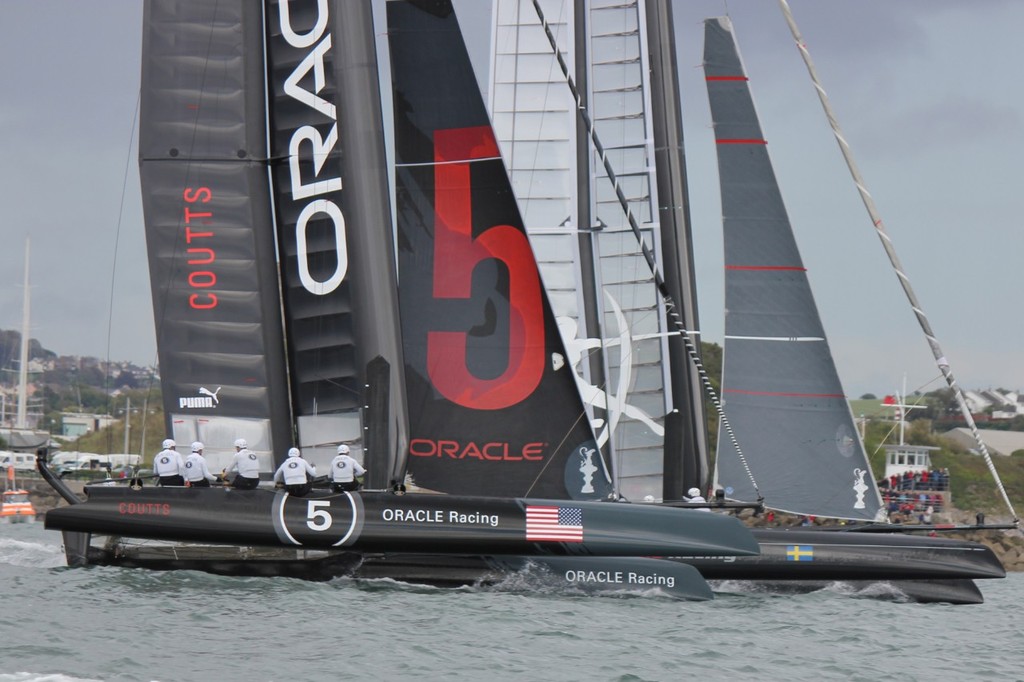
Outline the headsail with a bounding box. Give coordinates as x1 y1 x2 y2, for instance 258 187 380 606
139 0 292 471
487 0 707 501
704 17 883 521
388 0 608 500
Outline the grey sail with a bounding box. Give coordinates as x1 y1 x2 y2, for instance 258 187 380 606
264 0 408 481
704 17 883 521
139 0 293 472
488 0 707 501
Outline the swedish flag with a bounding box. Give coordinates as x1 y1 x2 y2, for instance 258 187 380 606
786 545 814 561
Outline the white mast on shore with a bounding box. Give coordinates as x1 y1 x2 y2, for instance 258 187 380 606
15 237 31 430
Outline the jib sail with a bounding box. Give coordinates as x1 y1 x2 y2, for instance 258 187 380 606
388 0 610 500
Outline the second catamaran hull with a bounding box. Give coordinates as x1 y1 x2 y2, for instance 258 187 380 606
676 528 1006 581
710 578 987 606
68 543 714 601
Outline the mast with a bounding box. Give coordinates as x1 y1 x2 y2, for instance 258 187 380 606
15 238 30 430
571 0 611 472
643 0 708 497
264 0 408 481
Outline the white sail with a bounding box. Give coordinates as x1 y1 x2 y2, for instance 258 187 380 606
488 0 698 501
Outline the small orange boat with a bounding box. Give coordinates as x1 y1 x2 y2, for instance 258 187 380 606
1 466 36 524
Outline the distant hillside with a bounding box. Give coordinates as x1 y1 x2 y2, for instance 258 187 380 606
0 327 159 437
0 328 55 373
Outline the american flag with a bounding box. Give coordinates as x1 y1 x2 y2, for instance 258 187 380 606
525 505 583 543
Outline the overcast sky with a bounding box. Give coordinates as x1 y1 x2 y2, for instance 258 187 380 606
1 0 1021 399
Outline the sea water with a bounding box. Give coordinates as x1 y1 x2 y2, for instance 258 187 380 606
1 523 1021 682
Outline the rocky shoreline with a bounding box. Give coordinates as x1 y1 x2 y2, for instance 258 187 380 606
21 478 1024 572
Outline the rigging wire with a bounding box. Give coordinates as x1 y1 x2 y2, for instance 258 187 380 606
494 1 669 497
101 86 161 458
529 0 761 499
776 0 1017 523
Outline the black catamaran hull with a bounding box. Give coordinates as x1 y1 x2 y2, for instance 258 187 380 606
54 513 999 603
711 578 987 606
65 545 714 601
44 487 758 558
674 528 1004 604
677 528 1005 581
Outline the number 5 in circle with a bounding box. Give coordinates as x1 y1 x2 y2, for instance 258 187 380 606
307 500 333 531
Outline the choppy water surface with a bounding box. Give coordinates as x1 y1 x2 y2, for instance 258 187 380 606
1 523 1021 682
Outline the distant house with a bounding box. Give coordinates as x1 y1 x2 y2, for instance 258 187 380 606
61 412 117 439
962 389 1024 420
883 442 940 479
941 428 1024 457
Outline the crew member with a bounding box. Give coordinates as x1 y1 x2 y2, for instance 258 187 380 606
329 444 365 492
684 487 710 512
223 438 261 490
153 439 185 487
273 447 317 498
184 441 216 488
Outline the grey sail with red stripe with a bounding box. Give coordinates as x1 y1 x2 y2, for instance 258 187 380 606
704 17 883 521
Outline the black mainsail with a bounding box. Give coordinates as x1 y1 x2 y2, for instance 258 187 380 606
139 1 293 470
140 0 408 478
264 0 408 482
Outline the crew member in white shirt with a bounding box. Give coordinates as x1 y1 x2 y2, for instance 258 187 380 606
224 438 261 490
153 439 185 487
273 447 317 497
684 487 711 512
184 441 217 488
329 444 366 493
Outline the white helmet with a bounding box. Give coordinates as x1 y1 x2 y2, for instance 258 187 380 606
162 439 176 449
687 487 701 498
337 444 350 454
288 447 301 457
191 441 204 453
234 438 248 449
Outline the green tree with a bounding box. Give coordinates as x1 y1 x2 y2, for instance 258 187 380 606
699 341 722 456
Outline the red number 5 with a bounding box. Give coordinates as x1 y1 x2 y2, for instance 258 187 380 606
429 126 544 410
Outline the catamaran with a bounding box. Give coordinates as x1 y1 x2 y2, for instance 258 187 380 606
40 0 1010 603
40 0 758 602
